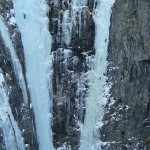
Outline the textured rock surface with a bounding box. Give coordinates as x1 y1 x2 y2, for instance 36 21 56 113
49 0 95 149
102 0 150 149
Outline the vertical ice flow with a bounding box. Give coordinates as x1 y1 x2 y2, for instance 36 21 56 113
0 73 25 150
62 0 88 46
12 0 54 149
0 17 28 104
72 0 87 8
62 10 72 46
80 0 115 150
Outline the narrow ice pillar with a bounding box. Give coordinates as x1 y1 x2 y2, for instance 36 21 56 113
80 0 115 149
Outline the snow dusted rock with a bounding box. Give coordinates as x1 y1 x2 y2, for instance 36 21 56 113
102 0 150 149
49 0 95 149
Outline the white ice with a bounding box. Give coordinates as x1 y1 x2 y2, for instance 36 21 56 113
12 0 54 149
72 0 87 9
62 10 72 46
79 0 115 150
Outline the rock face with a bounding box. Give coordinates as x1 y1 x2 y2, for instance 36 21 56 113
101 0 150 149
0 34 38 150
49 0 95 149
0 0 150 150
0 1 38 149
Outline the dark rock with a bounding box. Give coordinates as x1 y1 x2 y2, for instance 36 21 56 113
102 0 150 149
0 1 38 149
49 0 95 149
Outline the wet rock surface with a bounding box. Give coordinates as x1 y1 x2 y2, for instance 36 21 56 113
102 0 150 149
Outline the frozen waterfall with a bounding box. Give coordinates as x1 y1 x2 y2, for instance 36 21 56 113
12 0 54 149
79 0 115 149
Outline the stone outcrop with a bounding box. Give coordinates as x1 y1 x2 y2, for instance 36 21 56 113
102 0 150 149
49 0 95 149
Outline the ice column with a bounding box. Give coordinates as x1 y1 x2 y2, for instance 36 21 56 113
12 0 54 149
80 0 115 149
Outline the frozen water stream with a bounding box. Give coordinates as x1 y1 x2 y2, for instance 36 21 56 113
0 0 116 149
80 0 115 149
12 0 54 149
